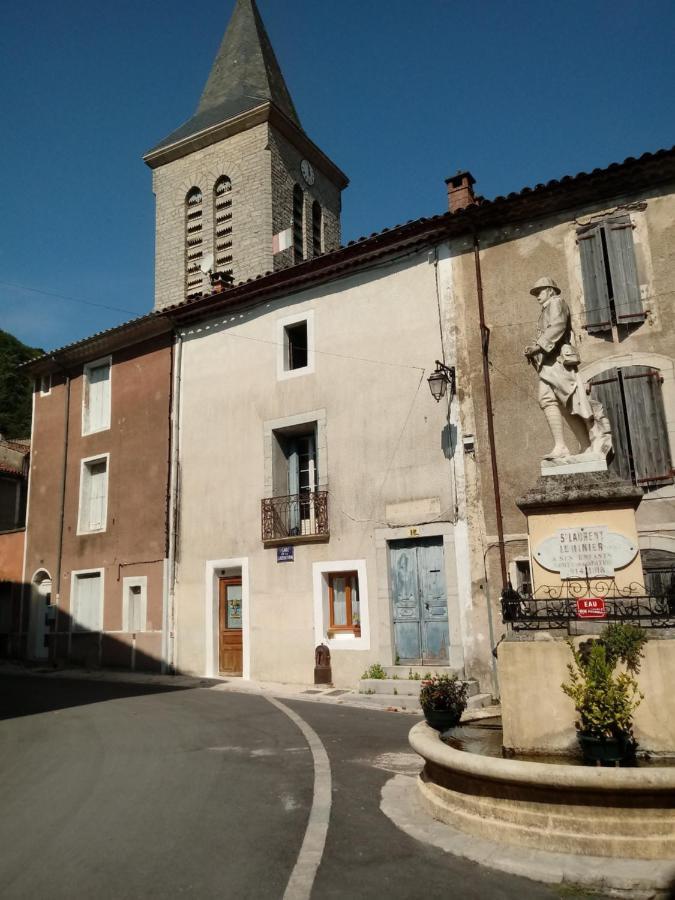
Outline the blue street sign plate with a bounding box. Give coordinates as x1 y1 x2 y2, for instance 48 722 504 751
277 546 294 563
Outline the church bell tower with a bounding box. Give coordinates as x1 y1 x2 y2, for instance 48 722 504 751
144 0 349 311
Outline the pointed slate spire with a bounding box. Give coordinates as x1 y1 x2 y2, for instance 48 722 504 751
148 0 301 155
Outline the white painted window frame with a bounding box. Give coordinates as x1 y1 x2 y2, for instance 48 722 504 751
70 567 105 633
81 355 112 436
39 374 51 397
122 575 148 633
77 452 110 535
313 559 370 651
276 309 315 381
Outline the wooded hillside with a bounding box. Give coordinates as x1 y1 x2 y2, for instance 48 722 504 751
0 330 43 438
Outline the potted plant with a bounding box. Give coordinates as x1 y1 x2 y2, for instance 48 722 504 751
419 673 468 732
561 623 647 766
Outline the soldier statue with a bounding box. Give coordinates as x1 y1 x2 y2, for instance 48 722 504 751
524 277 612 461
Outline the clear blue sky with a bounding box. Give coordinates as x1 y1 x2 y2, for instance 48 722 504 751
2 0 674 351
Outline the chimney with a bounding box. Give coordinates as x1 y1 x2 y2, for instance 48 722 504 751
445 170 476 212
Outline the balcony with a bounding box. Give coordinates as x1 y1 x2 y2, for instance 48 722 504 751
261 491 329 547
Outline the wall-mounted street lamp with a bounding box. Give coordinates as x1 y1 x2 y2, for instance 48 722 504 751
427 361 456 402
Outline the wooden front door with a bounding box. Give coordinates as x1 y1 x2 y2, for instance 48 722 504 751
219 577 243 675
390 538 449 665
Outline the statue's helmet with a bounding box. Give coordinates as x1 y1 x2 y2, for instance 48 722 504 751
529 276 561 296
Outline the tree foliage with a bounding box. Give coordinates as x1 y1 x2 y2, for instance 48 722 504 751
0 330 43 439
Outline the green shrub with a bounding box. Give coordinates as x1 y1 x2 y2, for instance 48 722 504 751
561 624 647 741
361 662 386 680
419 673 468 718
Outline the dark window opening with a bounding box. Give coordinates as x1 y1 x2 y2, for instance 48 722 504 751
312 201 322 257
293 185 304 262
285 321 308 370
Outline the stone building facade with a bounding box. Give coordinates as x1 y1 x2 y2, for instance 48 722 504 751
445 150 675 686
21 319 173 669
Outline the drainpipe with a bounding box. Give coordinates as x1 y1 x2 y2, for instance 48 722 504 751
54 366 71 657
472 231 506 698
472 232 508 587
166 330 183 674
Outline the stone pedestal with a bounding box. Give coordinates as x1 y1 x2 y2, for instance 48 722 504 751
517 471 644 594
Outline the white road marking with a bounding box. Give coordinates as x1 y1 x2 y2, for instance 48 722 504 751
267 696 332 900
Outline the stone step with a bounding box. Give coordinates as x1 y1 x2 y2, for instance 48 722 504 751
353 691 493 713
383 666 462 678
358 677 480 698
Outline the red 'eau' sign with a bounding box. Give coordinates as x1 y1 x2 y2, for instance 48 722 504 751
576 597 606 619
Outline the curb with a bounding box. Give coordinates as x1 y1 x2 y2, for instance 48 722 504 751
0 663 498 722
380 773 675 899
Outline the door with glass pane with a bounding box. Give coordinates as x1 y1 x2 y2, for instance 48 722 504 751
287 432 317 535
219 577 243 675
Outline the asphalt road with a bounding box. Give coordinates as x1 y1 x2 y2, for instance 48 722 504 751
0 675 599 899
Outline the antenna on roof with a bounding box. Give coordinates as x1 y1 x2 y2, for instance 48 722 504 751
200 253 214 275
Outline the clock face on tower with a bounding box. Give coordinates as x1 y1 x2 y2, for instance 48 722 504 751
301 159 315 185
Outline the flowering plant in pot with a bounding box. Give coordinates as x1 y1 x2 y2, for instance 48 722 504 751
419 673 468 732
561 623 647 766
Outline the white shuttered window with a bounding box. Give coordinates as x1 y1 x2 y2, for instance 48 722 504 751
72 572 103 632
78 456 109 533
83 358 111 434
123 577 147 633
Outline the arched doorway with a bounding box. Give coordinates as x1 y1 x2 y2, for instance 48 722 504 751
29 570 52 660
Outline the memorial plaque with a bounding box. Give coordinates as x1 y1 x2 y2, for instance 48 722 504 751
557 526 613 579
535 530 638 576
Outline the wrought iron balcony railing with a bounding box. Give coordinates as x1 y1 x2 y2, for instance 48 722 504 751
261 491 329 545
501 572 675 632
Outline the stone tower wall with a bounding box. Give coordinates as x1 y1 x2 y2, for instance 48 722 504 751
152 123 273 311
269 129 342 272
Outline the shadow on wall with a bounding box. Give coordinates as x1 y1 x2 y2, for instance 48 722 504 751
0 580 169 680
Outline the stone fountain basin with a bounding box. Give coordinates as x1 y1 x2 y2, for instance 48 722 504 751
409 721 675 860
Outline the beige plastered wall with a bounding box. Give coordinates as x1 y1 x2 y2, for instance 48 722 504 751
449 184 675 682
499 637 675 755
173 248 482 687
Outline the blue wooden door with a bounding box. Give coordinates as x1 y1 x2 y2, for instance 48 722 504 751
390 538 449 665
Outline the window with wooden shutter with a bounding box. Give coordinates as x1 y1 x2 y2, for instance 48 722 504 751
185 187 204 296
123 576 147 633
82 359 111 435
328 572 360 634
577 215 645 334
72 572 103 632
78 456 109 533
214 177 233 279
588 366 673 490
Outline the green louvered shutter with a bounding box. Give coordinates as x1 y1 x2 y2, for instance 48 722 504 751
603 216 645 325
577 224 611 333
621 366 673 487
588 369 632 482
